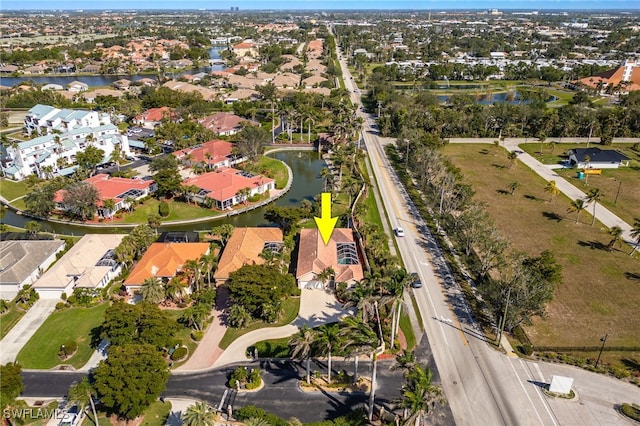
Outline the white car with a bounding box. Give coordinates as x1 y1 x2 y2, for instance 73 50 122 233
394 227 405 237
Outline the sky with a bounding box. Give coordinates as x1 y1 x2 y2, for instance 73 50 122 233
2 0 640 10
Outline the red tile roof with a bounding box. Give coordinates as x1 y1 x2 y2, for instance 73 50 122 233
135 106 172 123
198 113 258 134
54 174 154 205
182 168 274 202
173 140 234 166
124 242 210 286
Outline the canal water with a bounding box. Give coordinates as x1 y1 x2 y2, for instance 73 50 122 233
2 151 325 235
0 47 226 88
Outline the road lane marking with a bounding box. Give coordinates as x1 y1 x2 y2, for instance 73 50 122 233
414 252 448 347
533 363 545 383
518 359 559 426
507 358 546 426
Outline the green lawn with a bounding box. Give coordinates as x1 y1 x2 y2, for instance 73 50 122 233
219 297 300 350
519 143 640 224
16 304 108 369
443 144 640 349
1 306 26 339
0 179 27 202
113 198 218 224
399 311 416 351
249 336 291 358
163 309 198 368
250 155 290 189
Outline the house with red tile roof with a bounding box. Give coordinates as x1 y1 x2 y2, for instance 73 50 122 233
173 140 245 169
231 41 259 58
133 107 173 128
198 112 259 136
54 174 157 218
296 228 364 289
123 242 210 293
182 167 274 210
578 59 640 93
213 227 283 284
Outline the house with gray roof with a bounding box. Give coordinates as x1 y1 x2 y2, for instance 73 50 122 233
568 147 631 169
0 239 65 300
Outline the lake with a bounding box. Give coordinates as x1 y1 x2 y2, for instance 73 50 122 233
2 150 326 235
0 47 226 88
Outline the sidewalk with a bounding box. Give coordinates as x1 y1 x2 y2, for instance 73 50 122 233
211 289 350 369
500 139 636 246
0 299 58 364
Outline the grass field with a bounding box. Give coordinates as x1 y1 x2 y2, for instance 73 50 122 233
218 297 300 350
251 155 290 189
80 401 171 426
16 304 108 369
0 179 27 202
113 198 217 224
519 143 640 225
442 144 640 351
163 309 198 368
0 307 26 339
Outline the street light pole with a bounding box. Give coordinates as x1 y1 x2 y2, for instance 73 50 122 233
595 333 608 369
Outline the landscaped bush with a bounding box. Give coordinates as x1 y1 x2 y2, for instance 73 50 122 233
621 403 640 421
0 299 9 314
235 406 288 426
518 344 534 356
191 330 204 341
55 302 67 310
610 365 631 379
170 346 188 361
158 200 170 217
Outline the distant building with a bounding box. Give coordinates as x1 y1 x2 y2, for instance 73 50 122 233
198 113 258 136
578 59 640 93
173 140 245 169
2 105 130 180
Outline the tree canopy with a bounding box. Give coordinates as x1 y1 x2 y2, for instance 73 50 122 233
75 145 105 172
100 301 179 349
93 344 169 420
62 181 100 220
234 125 269 162
0 362 24 411
226 264 297 323
150 155 182 197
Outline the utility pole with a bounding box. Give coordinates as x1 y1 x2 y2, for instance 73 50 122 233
614 180 622 205
497 286 511 346
595 333 608 368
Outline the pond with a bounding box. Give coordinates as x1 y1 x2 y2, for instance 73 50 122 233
437 91 557 105
2 150 326 235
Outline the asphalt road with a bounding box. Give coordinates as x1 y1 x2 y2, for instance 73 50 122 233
335 40 640 426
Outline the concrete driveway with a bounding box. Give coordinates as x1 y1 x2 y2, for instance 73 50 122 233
0 299 58 364
211 289 350 368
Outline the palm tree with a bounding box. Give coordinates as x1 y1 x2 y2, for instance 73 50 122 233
342 282 378 323
289 325 315 384
544 180 560 203
314 323 340 383
398 364 444 426
507 151 518 169
68 377 99 426
607 226 623 252
629 218 640 256
182 259 203 292
147 213 162 236
182 401 216 426
199 252 217 286
102 198 116 219
507 181 520 195
109 145 123 172
586 187 603 226
243 419 270 426
165 277 188 304
140 277 165 304
316 267 335 289
567 198 586 224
